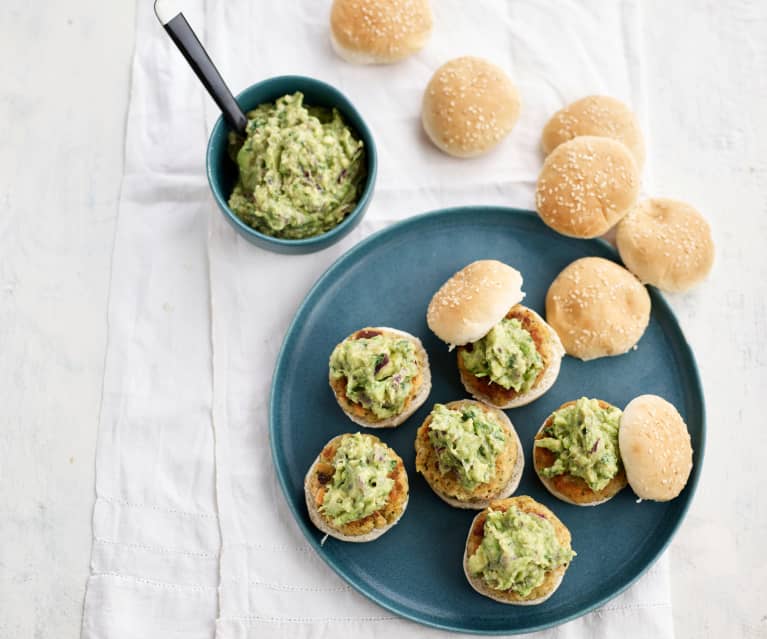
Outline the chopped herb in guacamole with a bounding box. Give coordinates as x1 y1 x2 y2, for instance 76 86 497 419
467 505 575 596
329 333 420 419
461 318 543 392
228 92 365 239
535 397 622 491
428 403 507 490
320 434 396 526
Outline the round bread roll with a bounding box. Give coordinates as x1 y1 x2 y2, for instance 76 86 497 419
330 0 433 64
616 198 715 292
545 257 651 361
463 496 573 605
536 136 640 238
533 399 628 506
542 95 645 169
422 57 522 158
328 327 431 428
426 260 524 347
414 400 524 509
305 433 409 542
619 395 693 501
457 305 564 409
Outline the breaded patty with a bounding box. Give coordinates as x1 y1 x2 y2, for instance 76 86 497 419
533 400 628 505
415 401 519 505
457 305 553 406
464 496 572 603
306 434 409 537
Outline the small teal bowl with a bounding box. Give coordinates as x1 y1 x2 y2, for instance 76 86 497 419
206 76 377 254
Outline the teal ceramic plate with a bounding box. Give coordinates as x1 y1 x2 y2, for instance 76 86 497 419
270 207 704 634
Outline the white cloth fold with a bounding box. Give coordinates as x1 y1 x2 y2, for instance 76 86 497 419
82 1 671 637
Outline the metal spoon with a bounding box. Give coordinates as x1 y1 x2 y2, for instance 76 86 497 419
154 0 248 134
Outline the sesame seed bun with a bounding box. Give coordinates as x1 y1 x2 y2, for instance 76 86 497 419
457 305 564 409
426 260 525 347
545 257 651 361
463 496 573 604
329 0 433 64
616 198 715 292
536 136 640 238
619 395 693 501
328 327 431 428
541 95 645 169
414 400 524 509
305 433 409 542
533 399 628 506
422 56 522 158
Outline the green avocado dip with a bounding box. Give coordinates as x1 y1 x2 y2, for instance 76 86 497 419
227 92 365 239
467 505 575 596
461 318 543 392
329 332 420 419
428 403 507 490
535 397 622 491
320 434 396 526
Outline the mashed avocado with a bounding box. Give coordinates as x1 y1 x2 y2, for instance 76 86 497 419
228 92 365 239
428 403 507 490
329 333 420 419
535 397 622 491
461 318 543 392
320 434 396 526
467 505 575 596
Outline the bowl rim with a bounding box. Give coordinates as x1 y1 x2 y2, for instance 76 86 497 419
205 74 378 249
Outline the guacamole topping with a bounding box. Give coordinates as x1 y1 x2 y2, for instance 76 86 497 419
535 397 622 491
461 318 543 392
320 434 396 526
467 505 575 596
428 403 507 490
228 92 365 239
329 333 420 419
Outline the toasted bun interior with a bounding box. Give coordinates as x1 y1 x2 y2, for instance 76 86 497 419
427 260 524 346
619 394 693 501
545 257 651 361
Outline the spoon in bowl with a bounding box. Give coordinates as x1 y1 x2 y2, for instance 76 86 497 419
154 0 248 134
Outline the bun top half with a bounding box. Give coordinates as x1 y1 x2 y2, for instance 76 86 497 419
330 0 433 64
427 260 524 347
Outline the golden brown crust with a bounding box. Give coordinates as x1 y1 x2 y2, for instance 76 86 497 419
545 257 651 361
414 400 521 506
541 95 645 169
533 400 627 506
536 136 640 238
464 496 572 603
456 305 554 407
616 198 715 292
329 327 431 428
306 434 409 538
422 57 521 158
330 0 433 64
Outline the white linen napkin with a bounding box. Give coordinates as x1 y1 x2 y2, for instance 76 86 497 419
82 1 671 638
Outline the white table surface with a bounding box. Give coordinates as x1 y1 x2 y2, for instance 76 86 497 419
1 1 765 637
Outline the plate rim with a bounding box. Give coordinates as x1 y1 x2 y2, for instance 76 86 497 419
268 206 706 635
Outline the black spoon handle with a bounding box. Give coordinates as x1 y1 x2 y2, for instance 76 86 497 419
155 1 248 134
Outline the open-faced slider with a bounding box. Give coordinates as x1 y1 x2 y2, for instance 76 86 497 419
464 496 575 605
328 326 431 428
305 432 408 542
415 400 523 509
427 260 564 408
